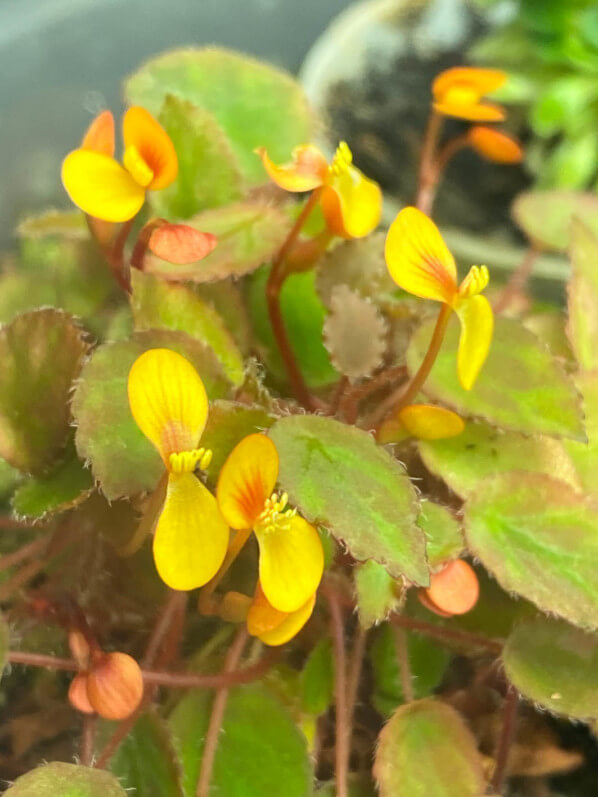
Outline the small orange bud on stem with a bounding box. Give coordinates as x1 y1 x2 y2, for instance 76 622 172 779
86 651 144 720
418 559 479 617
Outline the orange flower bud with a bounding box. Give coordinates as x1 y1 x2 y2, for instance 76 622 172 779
68 672 95 715
419 559 479 617
467 126 523 164
86 652 144 720
68 629 91 670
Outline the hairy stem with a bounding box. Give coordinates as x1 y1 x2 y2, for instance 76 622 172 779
266 189 322 409
371 304 452 433
0 534 48 572
416 111 444 215
393 627 414 702
489 685 518 795
326 585 349 797
197 628 248 797
80 714 97 767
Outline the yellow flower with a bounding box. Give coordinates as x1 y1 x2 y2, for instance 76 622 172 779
257 142 382 239
127 348 229 591
247 582 316 646
216 433 324 613
378 404 465 444
62 107 178 223
385 207 494 390
432 67 507 122
467 126 523 164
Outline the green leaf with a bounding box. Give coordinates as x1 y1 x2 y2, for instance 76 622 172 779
465 471 598 630
354 561 401 629
145 202 291 283
104 710 184 796
370 625 450 717
564 371 598 498
249 266 338 389
0 309 90 474
416 501 464 569
125 47 314 185
130 270 244 386
152 95 244 218
170 685 312 797
512 190 598 252
4 762 127 796
407 316 585 440
503 616 598 720
419 421 580 500
12 447 93 521
567 220 598 370
300 639 334 716
269 416 428 585
200 400 276 486
542 133 598 190
373 699 485 797
72 330 231 500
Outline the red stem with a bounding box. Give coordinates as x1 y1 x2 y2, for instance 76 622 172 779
489 685 518 794
325 584 349 797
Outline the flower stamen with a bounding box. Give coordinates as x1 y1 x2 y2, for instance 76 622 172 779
168 447 213 474
255 491 296 534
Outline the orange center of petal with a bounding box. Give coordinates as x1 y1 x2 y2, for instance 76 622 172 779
123 144 154 188
254 492 296 535
441 84 481 108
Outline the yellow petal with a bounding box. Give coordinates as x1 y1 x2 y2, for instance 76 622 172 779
81 110 115 156
432 67 507 102
256 145 328 192
385 207 458 302
256 514 324 613
61 149 145 222
216 434 279 530
127 348 208 465
433 100 506 122
397 404 465 440
153 472 229 590
248 584 316 646
123 106 178 190
321 167 382 239
455 294 494 390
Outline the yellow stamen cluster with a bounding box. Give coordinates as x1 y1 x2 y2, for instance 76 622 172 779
459 265 489 298
168 447 213 474
328 141 353 177
255 491 296 535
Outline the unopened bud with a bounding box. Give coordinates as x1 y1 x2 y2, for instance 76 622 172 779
219 591 252 623
68 629 91 669
419 559 479 617
86 652 144 720
68 672 95 715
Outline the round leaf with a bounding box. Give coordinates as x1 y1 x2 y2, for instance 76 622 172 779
504 616 598 720
465 471 598 630
373 699 485 797
0 309 90 474
4 762 127 796
125 47 314 185
512 190 598 252
269 415 428 585
407 316 585 441
72 330 231 500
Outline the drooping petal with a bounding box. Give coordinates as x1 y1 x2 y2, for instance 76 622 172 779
467 126 523 164
256 145 328 192
153 472 229 591
432 67 507 102
123 106 178 190
217 433 279 529
432 100 506 122
454 294 494 391
321 167 382 239
385 207 458 302
256 514 324 613
397 404 465 440
61 149 145 222
149 224 217 264
127 348 209 464
81 110 115 156
247 583 316 646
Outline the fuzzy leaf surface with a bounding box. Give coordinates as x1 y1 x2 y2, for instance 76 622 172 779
4 762 127 796
512 190 598 251
407 316 585 440
567 220 598 370
270 416 428 585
